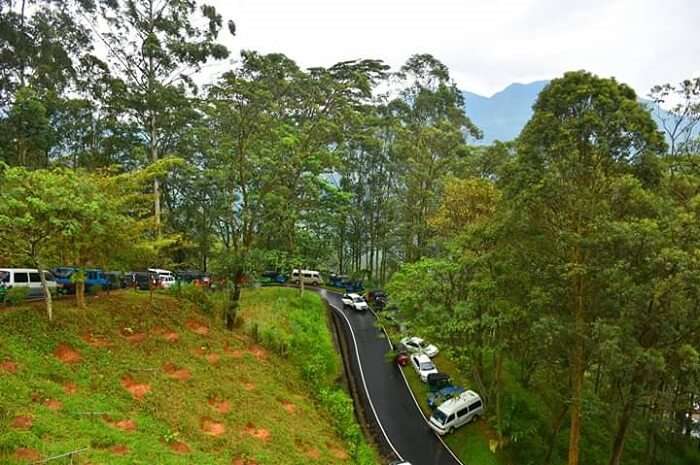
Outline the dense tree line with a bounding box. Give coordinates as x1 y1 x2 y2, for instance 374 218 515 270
387 72 700 465
1 1 699 464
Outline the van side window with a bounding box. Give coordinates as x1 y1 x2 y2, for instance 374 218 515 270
446 414 455 423
29 273 41 283
0 272 9 283
469 400 483 412
457 407 470 417
15 273 29 283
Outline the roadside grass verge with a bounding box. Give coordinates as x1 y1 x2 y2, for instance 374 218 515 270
0 289 357 465
238 287 378 465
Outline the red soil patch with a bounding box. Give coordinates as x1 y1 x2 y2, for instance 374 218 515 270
111 444 129 455
54 343 82 364
186 319 209 335
205 352 221 365
201 417 226 436
242 382 256 391
249 345 267 360
44 398 63 411
82 332 112 348
244 422 270 441
14 448 41 462
281 400 296 413
162 331 179 343
330 447 349 460
11 415 33 429
121 375 151 399
169 441 191 454
121 328 147 344
163 362 192 381
225 346 244 358
208 398 231 414
1 359 18 374
305 448 321 460
232 458 258 465
63 382 78 395
104 416 137 432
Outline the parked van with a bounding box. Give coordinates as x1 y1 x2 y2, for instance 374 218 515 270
148 268 176 288
429 390 484 435
290 269 322 286
0 268 59 299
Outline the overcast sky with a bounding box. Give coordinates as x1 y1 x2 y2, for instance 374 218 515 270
208 0 699 97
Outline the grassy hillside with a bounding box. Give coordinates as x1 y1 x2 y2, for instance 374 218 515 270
0 289 363 465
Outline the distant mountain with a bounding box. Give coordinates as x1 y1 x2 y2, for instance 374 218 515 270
463 81 549 145
463 80 691 146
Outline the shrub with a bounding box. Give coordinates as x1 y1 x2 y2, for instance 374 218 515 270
4 287 28 306
173 282 213 313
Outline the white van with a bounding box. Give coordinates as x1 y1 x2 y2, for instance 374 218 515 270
290 269 322 286
0 268 59 299
147 268 176 288
429 390 484 435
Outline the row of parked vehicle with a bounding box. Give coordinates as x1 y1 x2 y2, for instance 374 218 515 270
395 336 484 436
0 267 212 301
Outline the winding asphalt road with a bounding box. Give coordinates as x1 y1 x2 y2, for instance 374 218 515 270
320 289 462 465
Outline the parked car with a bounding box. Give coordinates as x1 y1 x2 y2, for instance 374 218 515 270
394 342 410 366
411 353 438 382
329 274 349 288
259 270 287 285
427 372 451 392
130 271 158 290
429 390 484 435
0 268 59 299
290 269 322 286
341 293 369 311
148 268 175 288
365 289 387 309
52 268 111 293
400 336 439 358
428 385 465 409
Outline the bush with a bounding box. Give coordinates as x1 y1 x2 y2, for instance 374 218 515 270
4 287 29 306
172 282 213 313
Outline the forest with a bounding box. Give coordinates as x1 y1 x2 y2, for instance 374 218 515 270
1 1 699 465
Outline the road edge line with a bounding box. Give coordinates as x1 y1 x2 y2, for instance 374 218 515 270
326 299 405 462
368 307 467 465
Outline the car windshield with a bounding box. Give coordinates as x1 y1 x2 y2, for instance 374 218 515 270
420 362 435 371
353 297 364 303
432 409 448 425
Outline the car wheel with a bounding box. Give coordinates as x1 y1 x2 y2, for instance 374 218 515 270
449 427 455 434
472 415 480 423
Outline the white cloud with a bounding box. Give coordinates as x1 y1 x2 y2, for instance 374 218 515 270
207 0 700 96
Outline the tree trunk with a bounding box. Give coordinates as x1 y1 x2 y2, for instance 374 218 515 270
225 278 241 331
151 115 161 237
609 398 636 465
38 268 53 321
76 280 86 309
545 403 569 465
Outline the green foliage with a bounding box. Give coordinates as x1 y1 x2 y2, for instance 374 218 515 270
4 287 28 306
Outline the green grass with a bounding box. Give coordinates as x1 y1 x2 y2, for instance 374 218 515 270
239 287 378 465
0 289 360 465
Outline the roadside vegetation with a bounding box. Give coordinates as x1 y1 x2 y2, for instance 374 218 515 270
0 1 699 464
0 289 363 464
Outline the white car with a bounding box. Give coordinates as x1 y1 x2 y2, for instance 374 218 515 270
400 336 439 358
341 293 369 311
411 353 438 382
0 268 59 299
